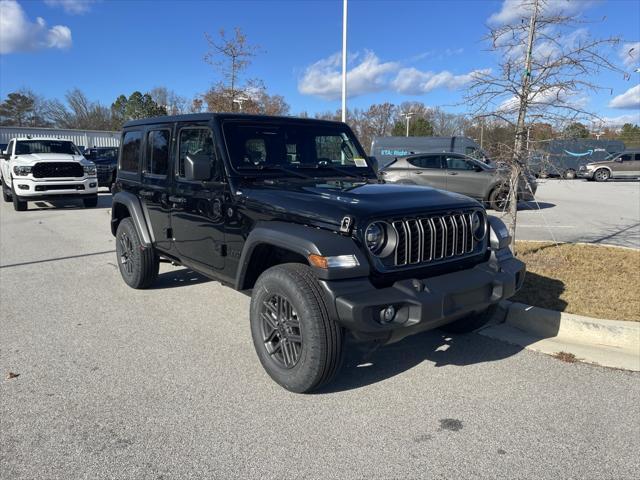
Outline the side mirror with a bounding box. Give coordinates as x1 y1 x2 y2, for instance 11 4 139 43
2 153 10 161
474 165 483 172
615 158 623 162
185 153 212 181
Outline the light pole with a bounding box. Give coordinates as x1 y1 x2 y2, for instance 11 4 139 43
341 0 348 122
401 112 414 137
233 96 249 112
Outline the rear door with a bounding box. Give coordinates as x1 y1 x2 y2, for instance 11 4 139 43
444 155 491 200
170 122 226 271
140 124 174 252
406 154 446 189
630 153 640 177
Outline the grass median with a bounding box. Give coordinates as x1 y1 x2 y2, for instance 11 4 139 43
511 241 640 321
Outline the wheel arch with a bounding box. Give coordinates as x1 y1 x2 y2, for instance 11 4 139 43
111 191 153 246
235 222 369 290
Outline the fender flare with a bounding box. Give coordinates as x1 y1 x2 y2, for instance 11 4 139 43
110 191 153 246
235 221 370 289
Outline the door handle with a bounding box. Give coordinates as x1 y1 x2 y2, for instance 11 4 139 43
415 171 423 174
447 172 459 175
139 190 155 199
168 195 187 205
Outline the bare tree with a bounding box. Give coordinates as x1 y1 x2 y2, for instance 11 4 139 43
204 27 261 111
465 0 621 249
149 87 188 115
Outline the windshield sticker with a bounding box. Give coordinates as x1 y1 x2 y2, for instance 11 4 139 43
354 157 367 167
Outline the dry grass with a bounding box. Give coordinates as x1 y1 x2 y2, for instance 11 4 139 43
512 241 640 321
553 352 578 363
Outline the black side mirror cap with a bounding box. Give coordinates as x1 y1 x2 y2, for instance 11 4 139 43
185 153 212 181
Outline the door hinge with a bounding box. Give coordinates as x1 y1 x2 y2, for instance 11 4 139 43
165 228 173 239
214 243 227 256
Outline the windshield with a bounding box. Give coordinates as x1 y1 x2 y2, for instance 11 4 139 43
15 140 80 156
86 148 118 161
222 121 374 177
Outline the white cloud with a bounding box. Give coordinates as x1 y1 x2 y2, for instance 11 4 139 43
497 86 588 115
488 0 598 25
44 0 95 15
298 51 398 100
608 84 640 109
619 42 640 69
0 0 72 54
391 67 490 95
600 112 640 127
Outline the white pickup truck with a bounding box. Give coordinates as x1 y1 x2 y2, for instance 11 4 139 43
1 137 98 211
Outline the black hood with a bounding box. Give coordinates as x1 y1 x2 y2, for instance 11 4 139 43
238 181 480 231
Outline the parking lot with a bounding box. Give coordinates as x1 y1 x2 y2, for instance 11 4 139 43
1 182 639 480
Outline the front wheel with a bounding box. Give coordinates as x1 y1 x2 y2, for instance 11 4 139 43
250 263 344 393
563 169 576 180
115 218 159 289
2 178 12 202
12 188 27 211
440 304 499 334
594 168 610 182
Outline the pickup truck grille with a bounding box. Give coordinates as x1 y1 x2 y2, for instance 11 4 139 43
390 211 481 267
32 162 84 178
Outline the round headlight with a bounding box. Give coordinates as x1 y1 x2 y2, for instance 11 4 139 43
365 222 385 254
471 211 487 240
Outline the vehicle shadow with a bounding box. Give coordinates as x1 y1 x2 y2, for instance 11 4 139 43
519 201 555 210
321 271 567 394
151 267 211 289
27 192 112 211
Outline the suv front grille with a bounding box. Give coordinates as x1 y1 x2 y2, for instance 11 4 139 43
390 211 481 267
32 162 84 178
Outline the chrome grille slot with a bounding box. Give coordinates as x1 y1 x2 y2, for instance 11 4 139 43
388 210 483 268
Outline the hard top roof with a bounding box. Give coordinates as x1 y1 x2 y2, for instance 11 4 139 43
123 113 346 129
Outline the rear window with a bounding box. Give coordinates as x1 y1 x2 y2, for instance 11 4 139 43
146 130 170 176
408 156 441 169
120 131 142 172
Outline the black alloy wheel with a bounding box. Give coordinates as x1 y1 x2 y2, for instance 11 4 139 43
260 294 303 369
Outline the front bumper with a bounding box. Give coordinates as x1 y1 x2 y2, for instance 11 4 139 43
577 169 594 179
11 177 98 198
321 251 525 342
96 166 115 187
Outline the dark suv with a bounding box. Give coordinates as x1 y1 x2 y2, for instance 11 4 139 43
84 147 119 188
110 113 525 393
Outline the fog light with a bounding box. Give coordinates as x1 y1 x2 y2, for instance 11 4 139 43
89 182 96 188
381 305 396 323
18 184 29 190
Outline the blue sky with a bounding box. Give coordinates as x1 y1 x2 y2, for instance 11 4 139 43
1 0 639 125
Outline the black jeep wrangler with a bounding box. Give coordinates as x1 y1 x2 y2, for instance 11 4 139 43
110 113 525 393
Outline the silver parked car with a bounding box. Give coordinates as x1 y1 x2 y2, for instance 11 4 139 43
379 152 537 210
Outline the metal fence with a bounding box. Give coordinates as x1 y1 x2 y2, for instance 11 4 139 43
0 126 120 150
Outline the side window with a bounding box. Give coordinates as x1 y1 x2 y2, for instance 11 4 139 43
177 127 214 178
446 156 474 170
620 154 632 161
120 131 142 172
145 130 170 176
408 156 441 169
635 154 640 161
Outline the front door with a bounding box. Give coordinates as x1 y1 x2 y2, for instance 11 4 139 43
170 123 226 271
140 125 173 252
444 155 490 200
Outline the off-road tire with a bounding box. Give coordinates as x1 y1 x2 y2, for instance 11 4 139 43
250 263 344 393
440 304 500 334
594 168 610 182
115 217 159 289
83 196 98 208
11 187 27 211
2 178 12 202
489 187 510 211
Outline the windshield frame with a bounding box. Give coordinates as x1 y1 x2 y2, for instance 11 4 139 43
221 119 376 179
15 140 81 156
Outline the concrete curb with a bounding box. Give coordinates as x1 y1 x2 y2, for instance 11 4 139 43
479 301 640 371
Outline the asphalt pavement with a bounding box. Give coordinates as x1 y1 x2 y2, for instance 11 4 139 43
496 179 640 248
1 187 639 480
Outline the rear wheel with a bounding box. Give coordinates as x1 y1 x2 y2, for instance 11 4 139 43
115 217 159 289
489 187 510 211
594 168 610 182
250 263 344 393
440 304 499 334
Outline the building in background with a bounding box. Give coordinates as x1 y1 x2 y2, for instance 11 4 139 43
0 127 120 152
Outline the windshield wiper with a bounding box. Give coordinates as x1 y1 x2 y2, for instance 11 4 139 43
237 164 313 179
304 163 369 179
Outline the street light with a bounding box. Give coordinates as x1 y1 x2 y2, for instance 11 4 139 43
341 0 348 122
233 96 249 112
400 112 415 137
